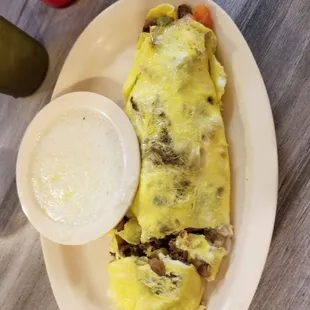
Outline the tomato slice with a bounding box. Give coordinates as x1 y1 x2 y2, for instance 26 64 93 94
192 4 213 29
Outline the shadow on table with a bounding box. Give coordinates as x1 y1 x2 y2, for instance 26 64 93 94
270 143 306 242
0 148 28 238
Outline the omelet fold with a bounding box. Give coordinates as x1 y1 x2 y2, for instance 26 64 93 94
108 4 231 310
125 16 230 242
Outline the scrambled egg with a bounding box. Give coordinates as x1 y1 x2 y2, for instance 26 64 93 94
124 16 229 242
108 256 204 310
146 3 178 20
175 231 227 281
116 217 141 245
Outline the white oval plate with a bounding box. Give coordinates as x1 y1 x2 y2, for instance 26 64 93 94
41 1 278 309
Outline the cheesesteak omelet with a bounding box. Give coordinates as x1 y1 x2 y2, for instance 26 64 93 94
108 4 232 309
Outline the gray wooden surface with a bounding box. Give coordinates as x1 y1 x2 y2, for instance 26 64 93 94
0 0 309 309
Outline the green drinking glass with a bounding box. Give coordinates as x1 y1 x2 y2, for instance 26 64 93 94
0 16 49 98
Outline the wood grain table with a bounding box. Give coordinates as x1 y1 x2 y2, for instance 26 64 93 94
0 0 309 309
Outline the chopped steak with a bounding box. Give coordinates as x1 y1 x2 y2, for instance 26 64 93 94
204 228 225 247
168 238 189 264
141 236 170 251
170 248 189 264
197 263 210 277
178 4 192 18
213 235 225 247
119 244 144 257
143 18 156 32
149 258 166 276
150 237 166 249
203 228 218 242
168 238 177 251
115 229 227 275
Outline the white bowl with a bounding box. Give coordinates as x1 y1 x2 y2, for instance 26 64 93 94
16 92 140 245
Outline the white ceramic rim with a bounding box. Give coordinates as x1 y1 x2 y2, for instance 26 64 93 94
16 91 140 245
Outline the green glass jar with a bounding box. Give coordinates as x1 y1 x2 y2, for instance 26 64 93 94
0 16 49 97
